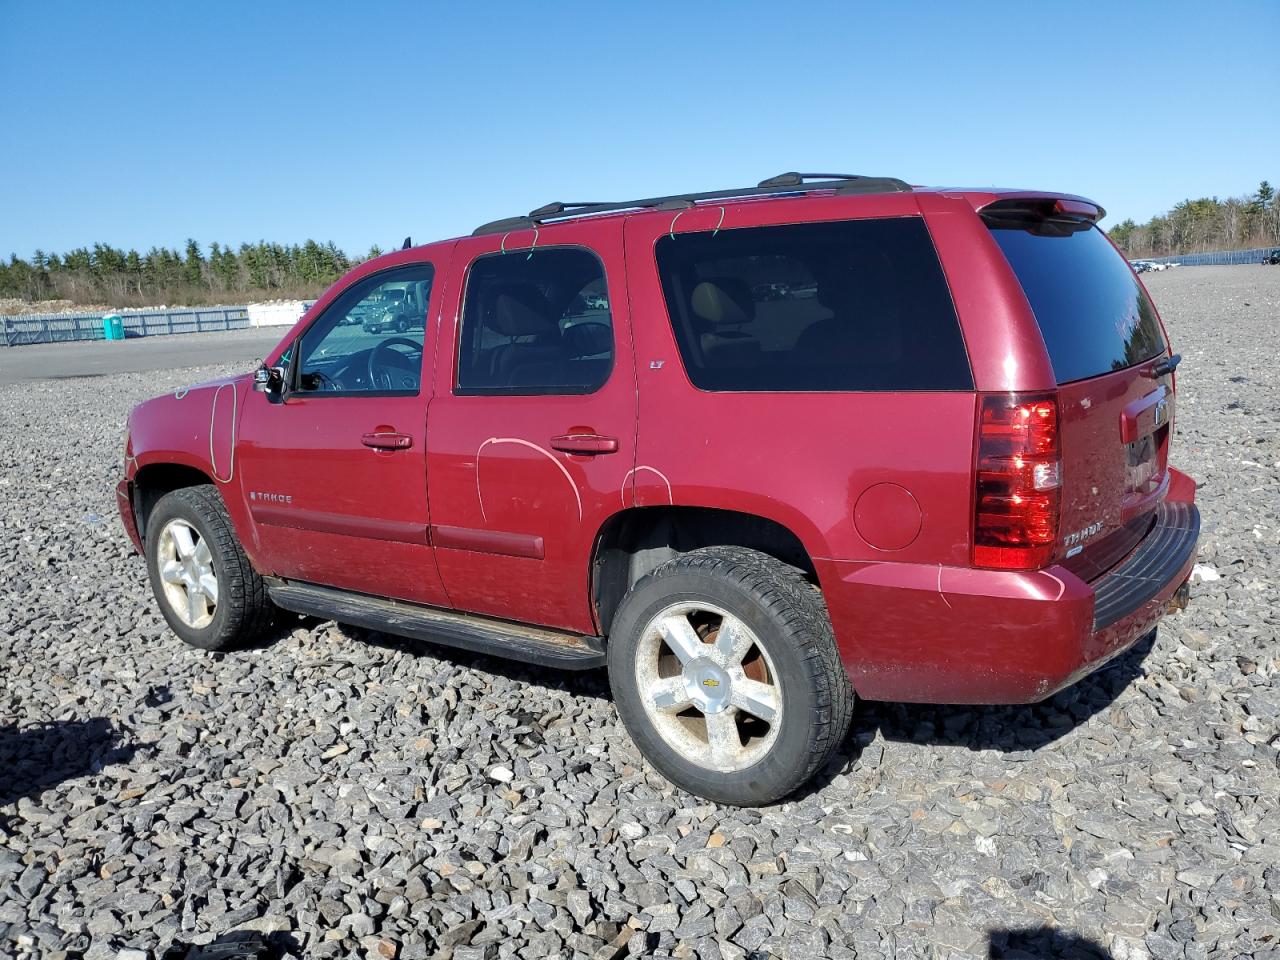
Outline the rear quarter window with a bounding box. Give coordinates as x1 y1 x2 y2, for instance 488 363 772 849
988 222 1166 384
654 217 972 392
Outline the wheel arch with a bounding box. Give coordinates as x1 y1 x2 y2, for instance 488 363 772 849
590 505 817 636
131 460 217 544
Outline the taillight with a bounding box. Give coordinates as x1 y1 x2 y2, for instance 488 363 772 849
973 392 1061 570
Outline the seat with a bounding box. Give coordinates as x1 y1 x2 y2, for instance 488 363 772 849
482 283 567 387
795 259 904 368
689 278 760 368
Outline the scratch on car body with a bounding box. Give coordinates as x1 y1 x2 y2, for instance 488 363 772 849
621 465 674 507
210 382 238 484
1041 571 1067 602
476 437 582 522
937 564 953 610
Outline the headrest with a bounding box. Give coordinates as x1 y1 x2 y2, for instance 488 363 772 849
489 284 556 337
563 321 612 358
691 278 754 326
812 259 855 311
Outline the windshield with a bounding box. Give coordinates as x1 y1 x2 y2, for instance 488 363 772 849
989 223 1166 384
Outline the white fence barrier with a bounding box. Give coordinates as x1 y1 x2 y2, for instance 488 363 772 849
248 301 309 327
1 302 317 347
0 306 250 347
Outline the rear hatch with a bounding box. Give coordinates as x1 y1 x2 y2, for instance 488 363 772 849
984 200 1174 580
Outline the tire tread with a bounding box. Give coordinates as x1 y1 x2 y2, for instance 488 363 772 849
148 484 274 649
614 546 854 805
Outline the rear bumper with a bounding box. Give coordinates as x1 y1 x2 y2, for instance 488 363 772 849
821 492 1199 705
1091 500 1198 630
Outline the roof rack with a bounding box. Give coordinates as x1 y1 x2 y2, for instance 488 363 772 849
472 172 912 236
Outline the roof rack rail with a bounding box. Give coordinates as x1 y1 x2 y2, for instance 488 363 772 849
758 172 863 187
472 172 912 235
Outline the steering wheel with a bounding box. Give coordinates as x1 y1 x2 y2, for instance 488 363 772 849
367 337 422 391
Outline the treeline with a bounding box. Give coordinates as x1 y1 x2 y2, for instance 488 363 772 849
1109 180 1279 258
6 179 1277 308
0 239 385 308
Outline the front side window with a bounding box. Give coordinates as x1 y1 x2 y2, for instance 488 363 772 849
456 247 614 395
654 218 972 392
295 263 435 395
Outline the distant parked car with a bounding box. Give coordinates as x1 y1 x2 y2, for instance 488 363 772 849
1263 249 1280 265
1130 260 1152 274
751 281 791 301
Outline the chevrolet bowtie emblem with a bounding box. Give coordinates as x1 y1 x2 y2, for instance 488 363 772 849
702 678 720 688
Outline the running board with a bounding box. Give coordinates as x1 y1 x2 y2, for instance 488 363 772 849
265 578 606 670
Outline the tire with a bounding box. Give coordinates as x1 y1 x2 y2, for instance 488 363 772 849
607 546 854 806
394 318 409 333
144 484 275 651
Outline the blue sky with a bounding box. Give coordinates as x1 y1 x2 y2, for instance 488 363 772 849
1 1 1276 259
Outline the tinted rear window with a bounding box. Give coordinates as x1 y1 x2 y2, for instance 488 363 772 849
989 223 1166 384
654 218 972 392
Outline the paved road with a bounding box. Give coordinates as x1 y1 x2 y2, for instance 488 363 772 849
0 328 285 387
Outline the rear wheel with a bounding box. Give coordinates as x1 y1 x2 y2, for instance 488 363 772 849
145 485 274 650
607 547 853 806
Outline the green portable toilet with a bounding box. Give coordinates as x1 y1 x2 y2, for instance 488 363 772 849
102 314 124 341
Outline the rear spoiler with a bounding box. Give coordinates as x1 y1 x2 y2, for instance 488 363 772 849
978 195 1105 234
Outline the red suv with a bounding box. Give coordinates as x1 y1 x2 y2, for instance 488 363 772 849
118 173 1199 805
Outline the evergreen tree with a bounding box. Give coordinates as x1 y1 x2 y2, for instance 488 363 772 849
124 250 143 297
183 239 204 287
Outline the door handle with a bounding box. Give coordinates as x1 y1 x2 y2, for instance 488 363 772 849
1119 387 1168 444
550 433 619 455
362 431 413 450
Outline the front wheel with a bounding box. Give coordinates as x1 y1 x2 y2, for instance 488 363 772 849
607 547 854 806
145 485 275 650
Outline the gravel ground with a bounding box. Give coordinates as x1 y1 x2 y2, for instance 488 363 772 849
1 265 1277 960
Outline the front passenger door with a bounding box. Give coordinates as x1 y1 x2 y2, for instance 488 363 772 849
236 259 450 606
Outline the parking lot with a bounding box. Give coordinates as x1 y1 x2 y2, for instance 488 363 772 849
0 329 284 388
1 266 1277 959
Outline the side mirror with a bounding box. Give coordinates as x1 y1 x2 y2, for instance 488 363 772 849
253 364 286 394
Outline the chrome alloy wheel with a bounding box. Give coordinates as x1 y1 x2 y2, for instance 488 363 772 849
634 602 782 773
157 518 218 629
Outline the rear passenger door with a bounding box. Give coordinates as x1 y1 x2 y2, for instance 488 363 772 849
426 219 636 634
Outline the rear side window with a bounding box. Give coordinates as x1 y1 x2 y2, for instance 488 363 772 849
988 222 1166 384
654 218 971 392
456 247 614 395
